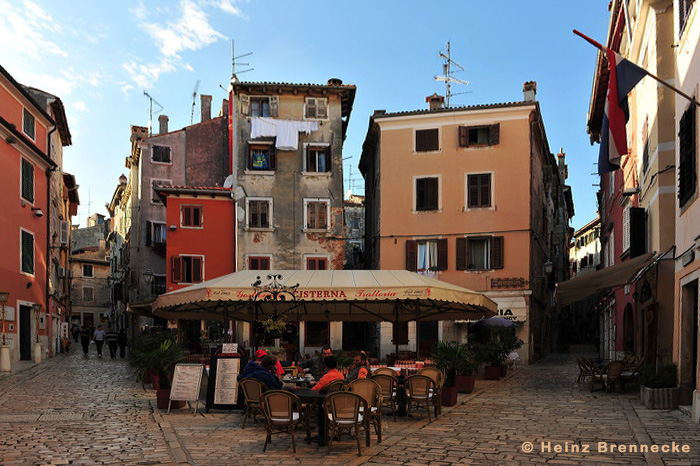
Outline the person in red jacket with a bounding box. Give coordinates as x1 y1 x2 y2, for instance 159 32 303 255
312 356 344 391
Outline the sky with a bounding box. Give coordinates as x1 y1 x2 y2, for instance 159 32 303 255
1 0 610 230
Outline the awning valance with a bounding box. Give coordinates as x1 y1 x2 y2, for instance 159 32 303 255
556 252 656 307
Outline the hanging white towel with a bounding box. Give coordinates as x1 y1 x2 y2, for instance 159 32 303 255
250 117 277 139
249 117 319 151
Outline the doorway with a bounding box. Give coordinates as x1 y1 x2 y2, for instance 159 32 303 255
418 321 438 357
342 322 375 353
19 305 32 361
680 280 698 405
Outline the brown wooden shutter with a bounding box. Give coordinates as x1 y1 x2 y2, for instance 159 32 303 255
182 206 190 227
406 240 417 271
306 98 316 118
249 201 258 227
426 178 438 210
468 176 479 207
318 203 327 228
325 146 332 172
306 146 314 172
488 124 500 146
480 174 491 207
456 237 467 270
240 94 250 114
459 126 468 147
194 207 202 227
269 145 277 170
146 221 152 246
491 236 504 269
307 202 315 229
269 96 279 117
437 238 448 270
171 256 182 282
629 207 646 258
260 201 269 228
192 257 202 283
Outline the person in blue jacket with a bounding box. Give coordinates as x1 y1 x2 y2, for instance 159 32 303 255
238 354 282 390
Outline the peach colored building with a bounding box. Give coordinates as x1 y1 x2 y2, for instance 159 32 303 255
674 0 700 421
361 86 572 363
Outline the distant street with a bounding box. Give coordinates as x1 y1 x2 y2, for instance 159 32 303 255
0 349 698 465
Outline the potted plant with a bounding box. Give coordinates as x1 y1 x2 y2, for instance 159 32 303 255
639 363 678 409
261 317 287 340
129 334 185 409
470 328 522 380
494 328 523 376
454 345 479 393
431 341 460 405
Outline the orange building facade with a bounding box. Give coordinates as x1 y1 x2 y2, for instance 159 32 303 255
361 89 572 363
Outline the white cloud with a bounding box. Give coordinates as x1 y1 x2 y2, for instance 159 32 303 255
123 58 178 90
71 101 88 112
210 0 245 18
0 0 67 61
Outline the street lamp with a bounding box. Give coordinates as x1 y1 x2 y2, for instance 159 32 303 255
0 292 10 372
32 303 42 363
144 269 154 295
543 260 554 276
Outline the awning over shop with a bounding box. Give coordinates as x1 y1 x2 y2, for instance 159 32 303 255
152 269 497 323
556 252 656 307
128 299 157 318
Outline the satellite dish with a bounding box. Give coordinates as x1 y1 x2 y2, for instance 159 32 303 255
223 175 234 189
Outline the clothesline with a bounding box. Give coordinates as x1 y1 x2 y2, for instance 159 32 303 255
250 117 319 151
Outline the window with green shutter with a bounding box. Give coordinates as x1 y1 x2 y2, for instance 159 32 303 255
23 109 35 140
21 158 34 203
21 229 34 275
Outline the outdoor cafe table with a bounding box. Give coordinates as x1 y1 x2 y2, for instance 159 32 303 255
293 388 329 446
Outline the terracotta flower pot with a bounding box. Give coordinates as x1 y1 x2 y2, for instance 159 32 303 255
441 385 458 406
455 375 476 393
484 366 501 380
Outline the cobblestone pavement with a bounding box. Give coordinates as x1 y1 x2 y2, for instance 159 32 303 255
0 349 699 465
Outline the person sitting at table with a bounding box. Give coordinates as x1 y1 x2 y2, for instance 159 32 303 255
312 356 344 391
300 347 333 380
345 351 370 382
238 354 282 390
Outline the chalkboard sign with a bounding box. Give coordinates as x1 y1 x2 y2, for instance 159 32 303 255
205 347 247 412
168 364 204 415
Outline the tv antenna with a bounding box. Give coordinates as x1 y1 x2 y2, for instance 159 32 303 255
143 91 164 136
434 41 470 108
229 40 254 84
190 79 200 124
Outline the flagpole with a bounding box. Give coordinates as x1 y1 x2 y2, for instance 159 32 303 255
574 29 700 109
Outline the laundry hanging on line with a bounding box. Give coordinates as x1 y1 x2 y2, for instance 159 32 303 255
250 117 319 151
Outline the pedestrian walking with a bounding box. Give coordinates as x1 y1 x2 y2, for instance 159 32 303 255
106 327 119 359
93 325 106 358
117 328 127 358
71 323 80 343
79 325 90 357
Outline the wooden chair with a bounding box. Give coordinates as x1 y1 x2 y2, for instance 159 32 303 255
418 367 444 417
239 378 268 429
323 391 368 456
347 378 383 445
372 374 399 421
576 357 596 383
325 379 346 392
373 367 400 377
589 360 626 393
405 375 436 423
260 390 310 453
621 357 646 387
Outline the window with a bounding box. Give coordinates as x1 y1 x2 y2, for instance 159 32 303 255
393 322 409 346
171 255 204 284
680 0 695 35
181 205 203 228
23 108 35 140
250 97 270 117
152 145 171 163
304 98 328 119
82 286 94 302
305 199 329 230
247 198 272 229
467 173 492 208
248 256 271 270
247 143 276 171
152 275 166 296
305 145 331 173
20 229 34 275
679 104 696 207
348 215 360 229
622 206 631 253
151 179 171 204
458 124 500 147
415 128 439 152
20 158 34 203
305 321 329 346
456 236 504 270
150 222 167 244
82 264 94 277
405 239 447 271
306 257 328 270
415 177 439 211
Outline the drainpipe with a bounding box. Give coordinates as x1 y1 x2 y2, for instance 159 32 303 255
45 124 57 360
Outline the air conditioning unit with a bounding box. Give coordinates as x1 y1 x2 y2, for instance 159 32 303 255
57 266 66 278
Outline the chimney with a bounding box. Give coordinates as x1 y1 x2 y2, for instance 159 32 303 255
327 78 343 86
425 93 445 111
158 115 169 134
201 94 212 122
523 81 537 102
557 148 568 179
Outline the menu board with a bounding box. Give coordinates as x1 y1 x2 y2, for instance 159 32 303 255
170 364 204 402
213 358 240 405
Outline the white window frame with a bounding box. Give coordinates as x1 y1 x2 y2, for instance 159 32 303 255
180 204 204 229
82 264 94 277
245 140 275 175
19 227 35 277
151 178 171 205
303 198 331 232
82 286 94 302
304 97 329 120
151 145 172 165
152 221 167 243
464 171 495 211
413 127 441 154
22 108 35 141
176 254 205 284
302 142 332 175
20 157 35 204
412 175 442 213
246 254 273 270
249 96 271 117
245 197 274 231
304 254 331 270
